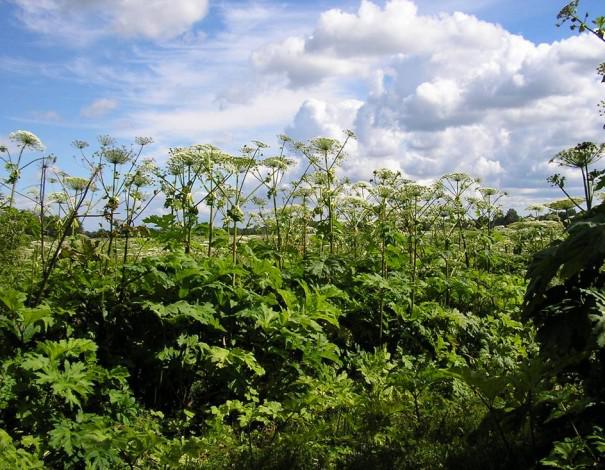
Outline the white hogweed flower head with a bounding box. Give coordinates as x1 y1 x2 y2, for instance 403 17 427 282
103 147 131 165
72 140 89 150
98 135 116 147
135 136 153 146
262 156 296 171
9 130 44 151
64 176 92 192
48 192 69 204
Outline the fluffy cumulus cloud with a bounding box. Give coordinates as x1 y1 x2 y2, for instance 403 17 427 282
286 99 363 141
10 0 209 40
253 0 512 87
252 37 368 87
268 0 604 207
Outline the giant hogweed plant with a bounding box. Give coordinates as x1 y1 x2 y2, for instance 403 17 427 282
436 172 480 269
249 135 297 259
548 142 605 213
0 132 47 284
220 143 267 267
297 131 355 256
335 181 373 260
151 144 235 255
0 130 45 209
72 136 155 263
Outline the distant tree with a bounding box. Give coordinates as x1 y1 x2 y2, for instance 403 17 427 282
494 208 520 226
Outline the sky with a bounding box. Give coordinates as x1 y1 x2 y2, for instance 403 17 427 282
1 0 604 213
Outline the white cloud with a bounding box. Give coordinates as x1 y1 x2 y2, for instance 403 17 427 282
123 88 310 141
81 98 118 118
10 0 209 41
252 0 514 87
286 98 363 141
255 0 604 205
53 2 330 148
112 0 208 38
252 36 368 87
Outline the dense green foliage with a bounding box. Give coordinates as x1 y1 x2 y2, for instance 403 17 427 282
1 127 604 469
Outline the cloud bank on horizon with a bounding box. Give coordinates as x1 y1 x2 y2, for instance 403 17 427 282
2 0 604 210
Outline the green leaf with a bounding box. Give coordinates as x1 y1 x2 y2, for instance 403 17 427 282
0 429 44 469
17 305 54 343
36 360 95 408
0 288 27 312
525 208 605 317
585 288 605 348
202 345 265 376
445 367 509 405
37 339 98 362
143 301 224 331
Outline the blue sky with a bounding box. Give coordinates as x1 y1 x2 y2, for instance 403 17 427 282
1 0 604 212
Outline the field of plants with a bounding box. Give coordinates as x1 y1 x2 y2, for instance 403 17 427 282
1 3 605 469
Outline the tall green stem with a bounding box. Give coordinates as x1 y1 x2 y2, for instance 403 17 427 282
8 145 26 209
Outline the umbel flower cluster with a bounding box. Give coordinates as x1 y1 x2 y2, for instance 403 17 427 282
9 130 45 151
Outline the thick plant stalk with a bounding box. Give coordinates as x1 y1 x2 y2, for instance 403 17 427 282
208 181 214 257
302 196 308 257
8 144 26 209
38 157 49 274
232 220 238 265
106 162 118 262
34 169 98 304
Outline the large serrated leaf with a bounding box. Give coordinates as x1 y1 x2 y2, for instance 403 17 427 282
143 301 224 331
585 289 605 348
524 206 605 318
